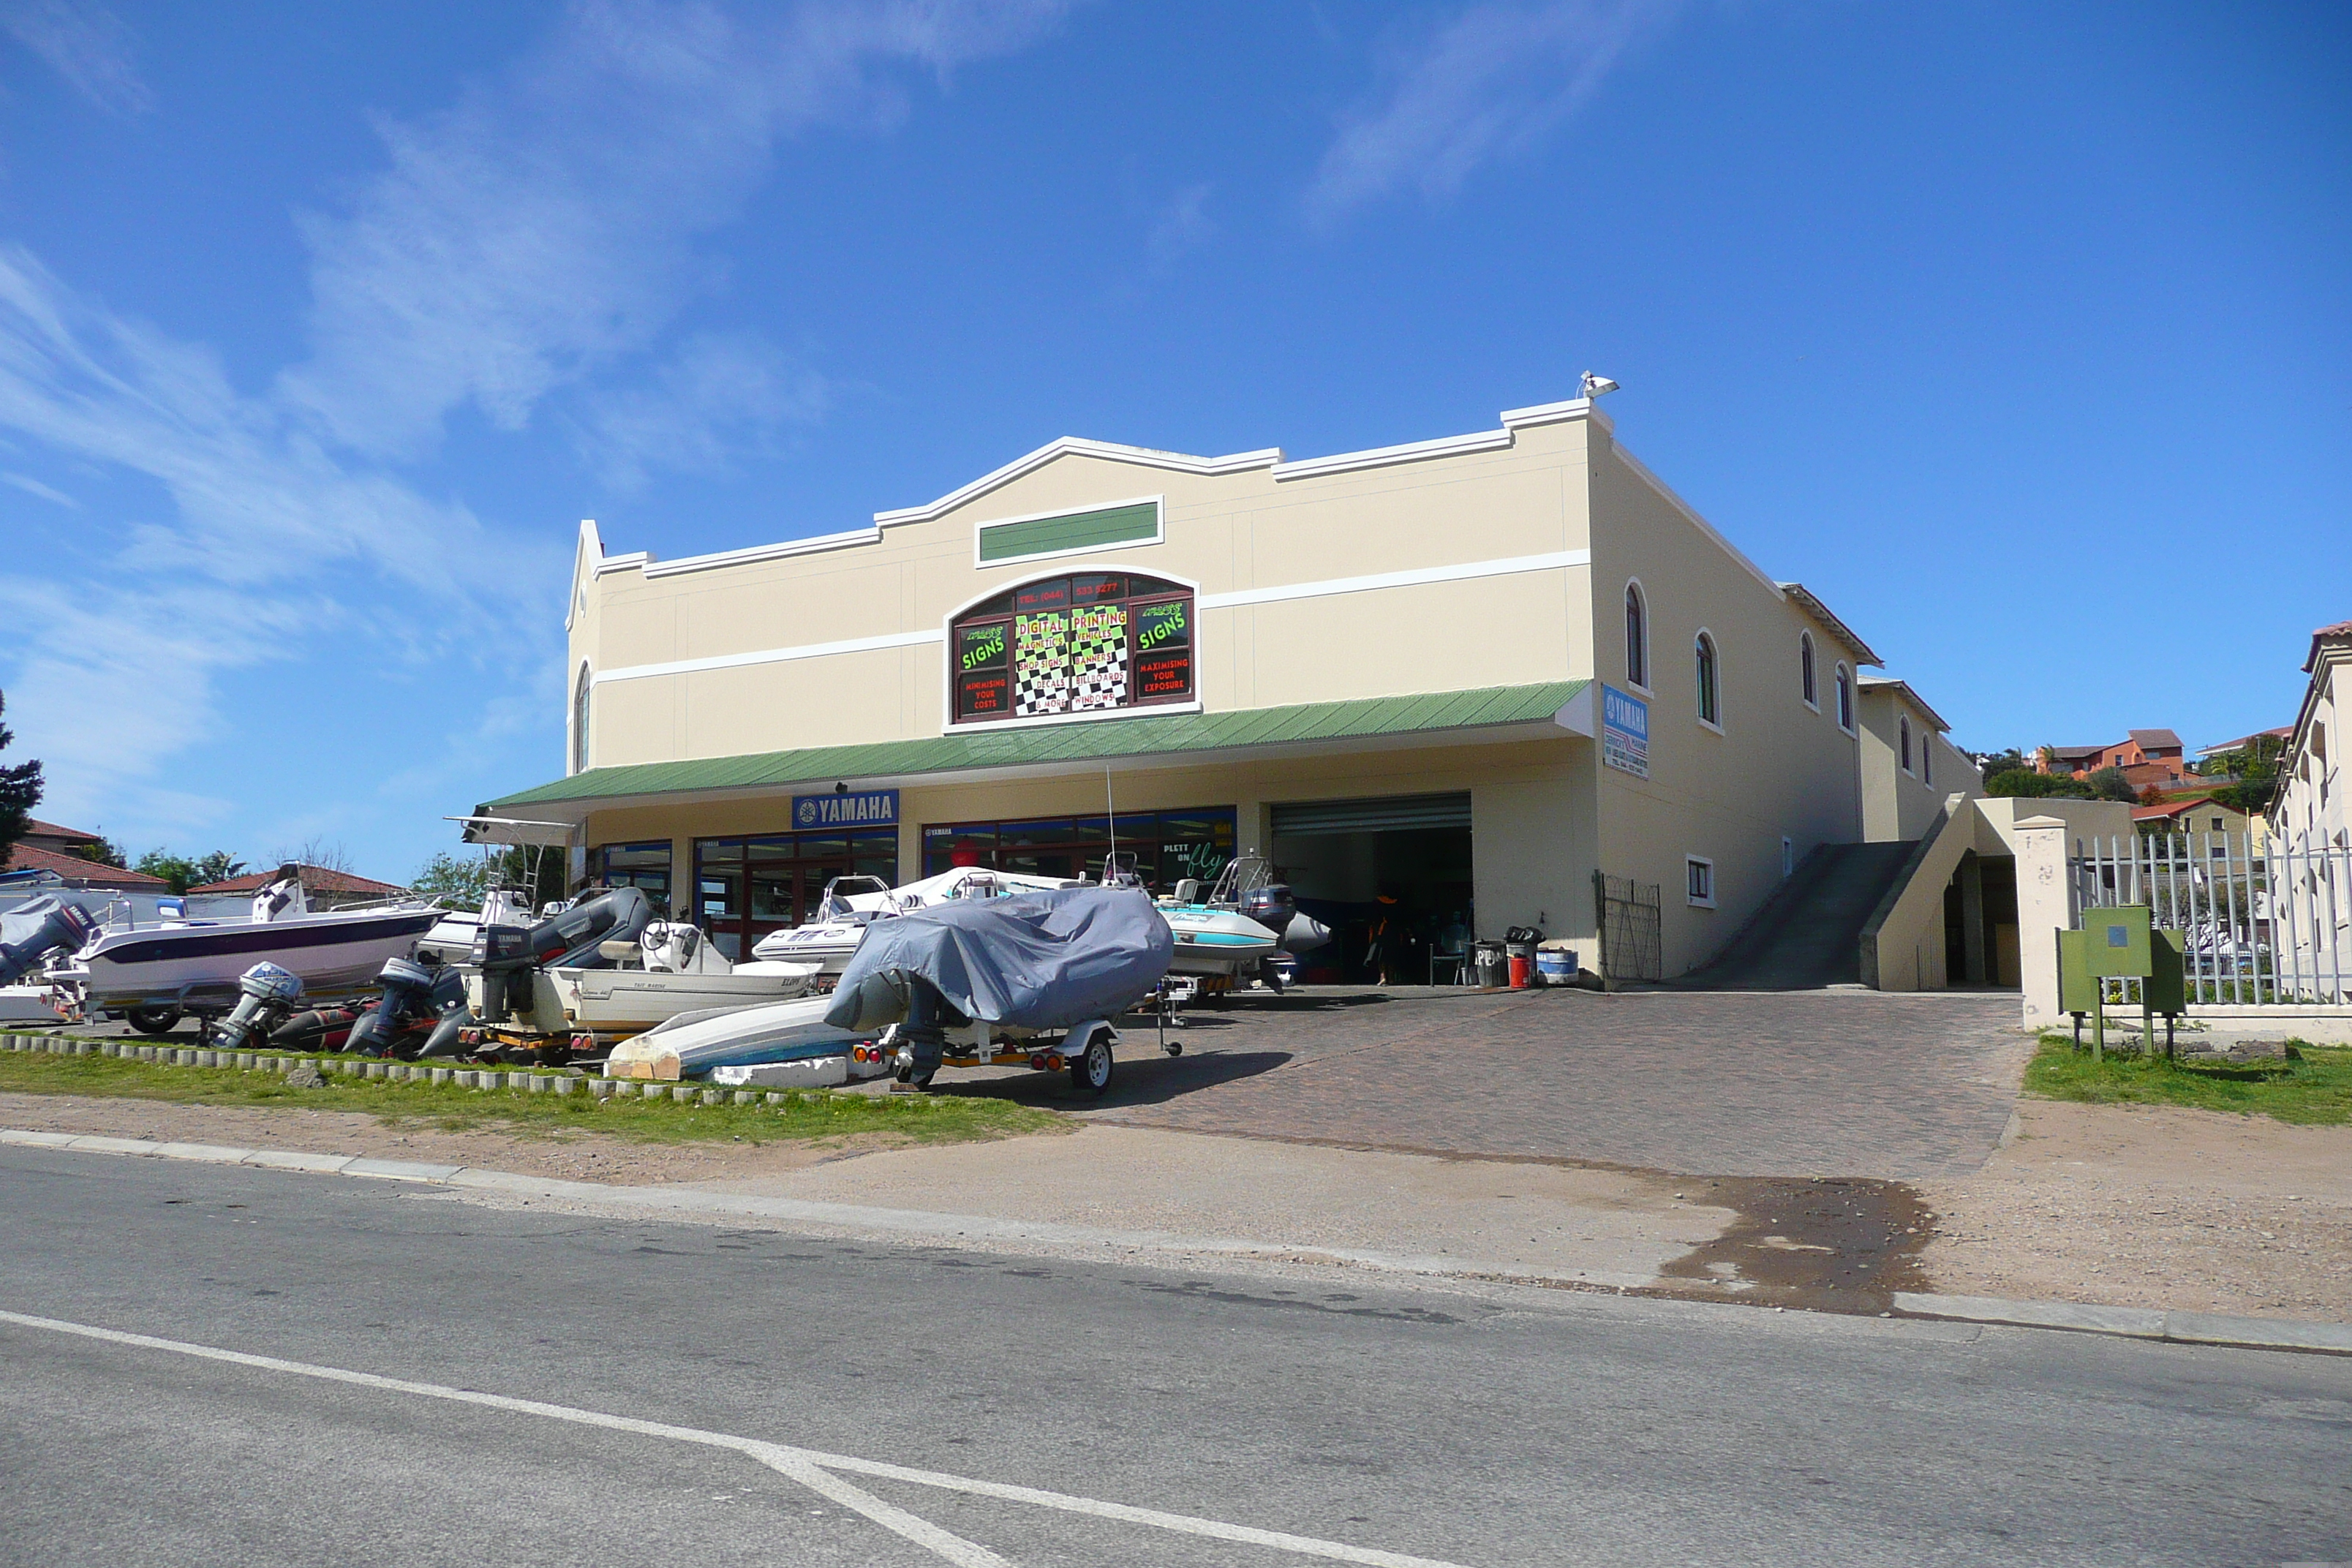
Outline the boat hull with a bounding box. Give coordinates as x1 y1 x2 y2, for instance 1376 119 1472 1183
69 908 443 1014
547 963 820 1036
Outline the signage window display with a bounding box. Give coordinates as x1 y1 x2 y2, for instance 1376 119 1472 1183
951 573 1194 724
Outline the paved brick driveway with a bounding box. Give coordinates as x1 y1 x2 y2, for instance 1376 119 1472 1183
941 987 2030 1181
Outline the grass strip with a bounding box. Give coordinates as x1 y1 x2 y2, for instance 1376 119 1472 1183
2023 1035 2352 1126
0 1049 1060 1146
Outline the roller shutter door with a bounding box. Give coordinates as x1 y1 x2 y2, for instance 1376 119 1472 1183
1270 792 1472 837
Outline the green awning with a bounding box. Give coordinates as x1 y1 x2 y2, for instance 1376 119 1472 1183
486 680 1590 810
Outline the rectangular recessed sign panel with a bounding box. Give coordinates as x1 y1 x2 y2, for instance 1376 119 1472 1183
977 500 1161 565
1602 683 1649 779
791 789 899 829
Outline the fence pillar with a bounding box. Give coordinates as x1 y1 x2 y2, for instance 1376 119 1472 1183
2014 815 2072 1030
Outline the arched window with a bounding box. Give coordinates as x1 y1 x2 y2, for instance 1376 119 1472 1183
1923 732 1934 786
571 663 592 774
1695 632 1720 727
1900 715 1913 774
1799 633 1817 708
1624 584 1648 690
951 571 1195 725
1835 664 1853 732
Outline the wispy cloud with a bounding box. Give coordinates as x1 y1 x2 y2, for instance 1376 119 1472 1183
0 1 1073 856
1 468 76 506
570 331 829 492
280 0 1070 460
1147 181 1217 266
0 0 152 116
1309 0 1679 219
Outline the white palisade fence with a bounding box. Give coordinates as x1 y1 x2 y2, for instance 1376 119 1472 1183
2070 831 2351 1006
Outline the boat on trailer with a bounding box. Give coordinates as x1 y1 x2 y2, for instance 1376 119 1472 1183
60 900 444 1030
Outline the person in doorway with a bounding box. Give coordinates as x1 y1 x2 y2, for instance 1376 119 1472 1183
1365 889 1404 986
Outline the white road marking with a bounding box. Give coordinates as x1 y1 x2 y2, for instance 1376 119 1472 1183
0 1308 1476 1568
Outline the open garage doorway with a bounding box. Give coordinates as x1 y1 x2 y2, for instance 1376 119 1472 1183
1270 793 1474 985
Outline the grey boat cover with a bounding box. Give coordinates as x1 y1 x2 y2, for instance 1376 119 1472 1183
824 886 1172 1033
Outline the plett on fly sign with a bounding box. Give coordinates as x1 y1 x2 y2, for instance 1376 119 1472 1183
1602 684 1649 779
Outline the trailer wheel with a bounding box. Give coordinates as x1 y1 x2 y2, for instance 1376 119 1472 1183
1071 1033 1114 1097
127 1006 181 1036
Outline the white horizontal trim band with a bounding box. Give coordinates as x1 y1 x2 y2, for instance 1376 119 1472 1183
598 628 946 685
1199 550 1588 609
596 550 1589 685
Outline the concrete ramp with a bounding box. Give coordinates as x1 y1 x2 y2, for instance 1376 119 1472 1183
1677 843 1919 990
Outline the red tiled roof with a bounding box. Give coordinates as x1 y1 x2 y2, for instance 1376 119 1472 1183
2133 798 2241 823
2307 621 2352 673
188 864 405 896
23 818 103 841
2 842 170 886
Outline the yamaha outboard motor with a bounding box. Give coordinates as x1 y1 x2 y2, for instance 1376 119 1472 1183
470 885 652 1025
0 897 98 986
212 962 304 1052
348 955 467 1058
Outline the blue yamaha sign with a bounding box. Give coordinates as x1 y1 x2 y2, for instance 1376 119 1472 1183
792 789 899 829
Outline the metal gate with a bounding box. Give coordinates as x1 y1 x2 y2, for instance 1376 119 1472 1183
1593 872 1662 987
2070 831 2351 1006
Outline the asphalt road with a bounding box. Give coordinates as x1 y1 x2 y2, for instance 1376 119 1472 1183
3 1147 2348 1567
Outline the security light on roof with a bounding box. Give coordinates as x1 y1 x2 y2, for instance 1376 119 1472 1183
1578 372 1619 399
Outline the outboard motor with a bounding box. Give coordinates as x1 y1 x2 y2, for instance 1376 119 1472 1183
348 955 466 1058
0 897 98 986
212 962 304 1052
470 886 652 1024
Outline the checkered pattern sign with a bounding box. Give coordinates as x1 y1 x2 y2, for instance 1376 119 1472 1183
1014 611 1071 716
1068 604 1129 711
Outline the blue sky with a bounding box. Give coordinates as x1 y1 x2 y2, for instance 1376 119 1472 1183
0 0 2344 882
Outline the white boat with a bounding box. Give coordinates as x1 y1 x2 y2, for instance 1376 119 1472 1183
749 866 1073 979
544 921 819 1037
603 992 867 1082
1157 903 1281 976
60 900 445 1028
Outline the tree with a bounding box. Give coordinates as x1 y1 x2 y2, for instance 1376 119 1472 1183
274 837 355 876
411 851 489 910
1986 768 2094 799
0 690 43 865
132 848 246 894
72 834 127 869
192 851 245 886
411 847 564 911
2138 785 2167 806
2201 734 2284 815
2084 766 2138 802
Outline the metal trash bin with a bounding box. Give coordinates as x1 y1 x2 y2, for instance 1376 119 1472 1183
1472 941 1508 988
1504 924 1543 988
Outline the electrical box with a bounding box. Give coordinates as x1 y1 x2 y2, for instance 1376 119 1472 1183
2147 926 2187 1016
2081 904 2152 979
2057 929 2097 1016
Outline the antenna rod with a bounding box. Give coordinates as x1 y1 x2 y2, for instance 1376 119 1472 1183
1104 764 1117 882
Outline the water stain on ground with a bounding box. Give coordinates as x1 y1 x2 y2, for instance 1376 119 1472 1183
1644 1175 1935 1312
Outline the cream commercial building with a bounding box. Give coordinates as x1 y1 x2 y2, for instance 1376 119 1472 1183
487 395 1937 983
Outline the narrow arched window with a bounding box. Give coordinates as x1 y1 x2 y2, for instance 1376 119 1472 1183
572 663 592 774
1695 633 1719 726
1836 665 1853 731
1799 633 1816 707
1624 584 1647 690
1923 733 1934 786
1900 716 1913 774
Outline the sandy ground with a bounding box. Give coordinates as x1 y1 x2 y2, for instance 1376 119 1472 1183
1918 1098 2352 1321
